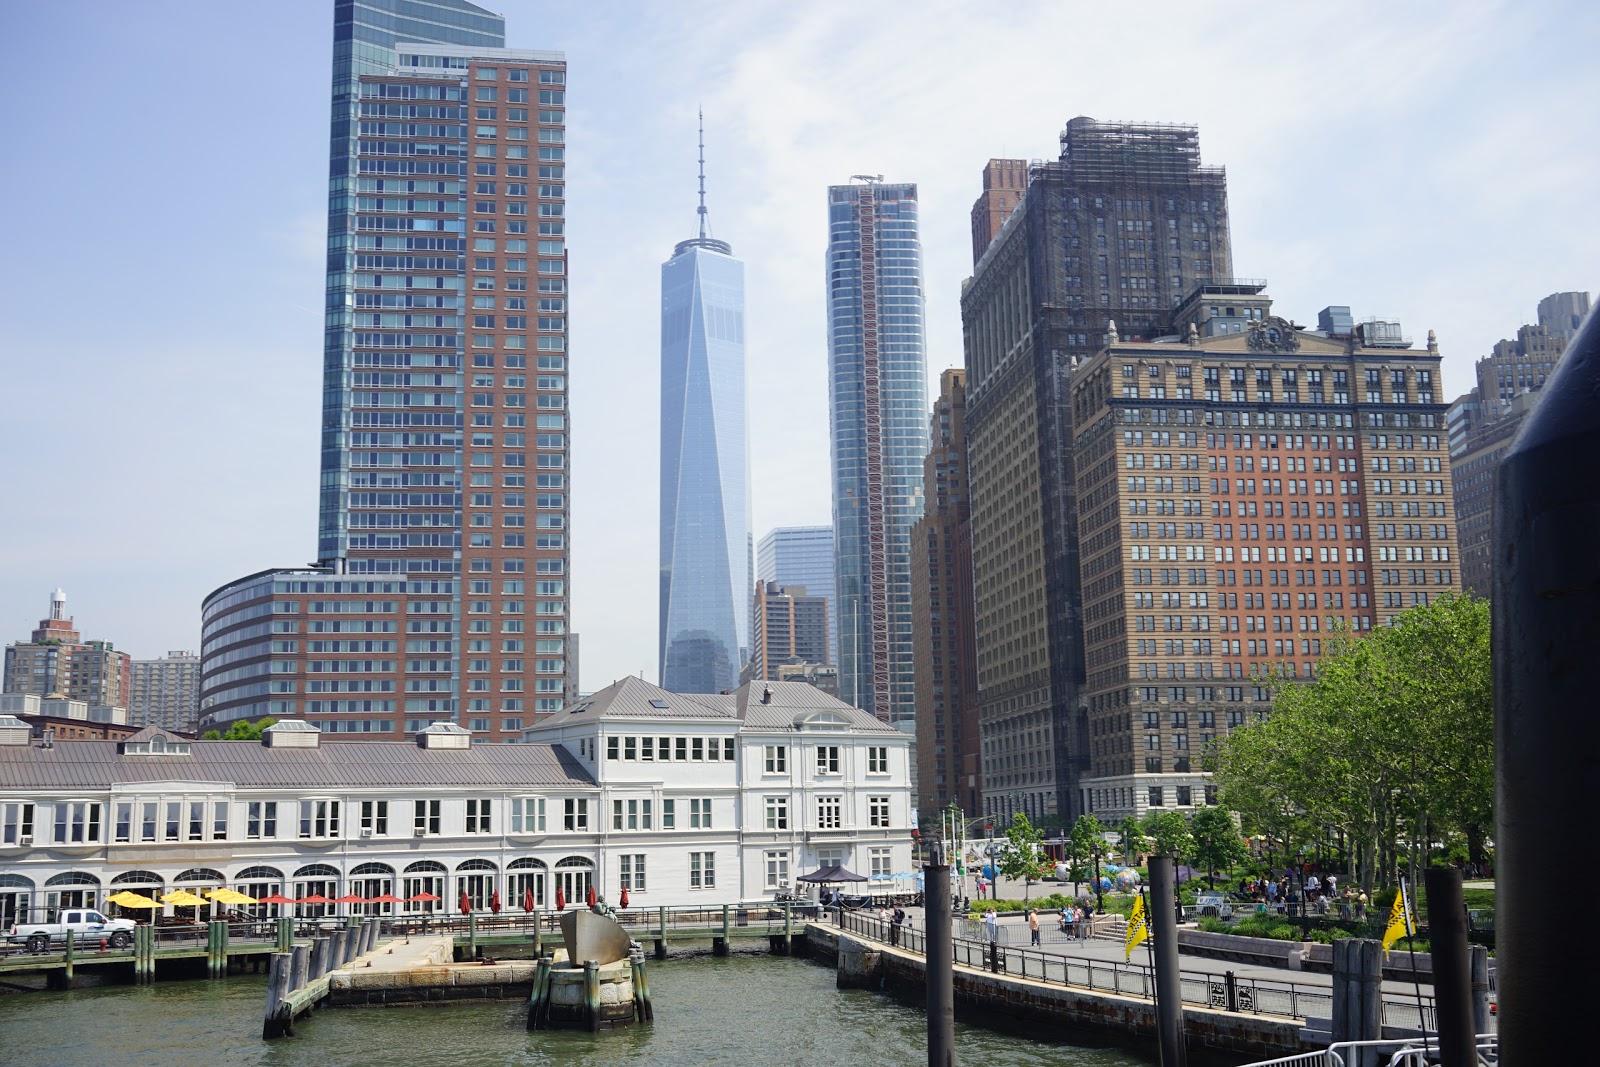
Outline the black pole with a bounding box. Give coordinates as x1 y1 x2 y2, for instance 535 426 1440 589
1424 868 1476 1065
925 842 955 1067
1494 304 1600 1063
1147 856 1187 1067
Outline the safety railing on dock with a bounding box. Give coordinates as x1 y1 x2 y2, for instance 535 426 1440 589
835 908 1437 1030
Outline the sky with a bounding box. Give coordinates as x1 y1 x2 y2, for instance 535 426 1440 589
1 0 1596 693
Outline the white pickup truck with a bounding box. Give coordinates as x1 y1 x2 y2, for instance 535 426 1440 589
8 909 136 953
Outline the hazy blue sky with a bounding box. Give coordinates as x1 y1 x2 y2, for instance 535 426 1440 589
2 0 1595 692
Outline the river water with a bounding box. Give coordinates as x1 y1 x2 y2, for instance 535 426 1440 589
3 952 1156 1067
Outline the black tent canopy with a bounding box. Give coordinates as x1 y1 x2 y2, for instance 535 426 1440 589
797 865 868 883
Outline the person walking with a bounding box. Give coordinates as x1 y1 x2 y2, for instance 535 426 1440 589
1075 904 1088 940
1028 908 1041 947
983 908 998 944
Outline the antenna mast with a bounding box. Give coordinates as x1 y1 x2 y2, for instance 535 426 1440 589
697 108 708 239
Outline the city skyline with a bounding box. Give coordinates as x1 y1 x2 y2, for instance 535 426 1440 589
2 1 1597 691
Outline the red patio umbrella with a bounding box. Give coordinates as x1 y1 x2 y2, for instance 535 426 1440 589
259 893 297 905
490 890 501 915
555 886 565 911
408 892 441 902
586 884 596 910
460 889 471 915
619 886 630 909
368 894 405 904
523 888 535 914
333 894 368 904
297 894 334 905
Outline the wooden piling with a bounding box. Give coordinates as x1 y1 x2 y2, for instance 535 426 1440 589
262 952 292 1039
583 959 601 1032
783 903 793 955
527 956 552 1030
468 912 478 959
276 916 293 952
310 936 330 981
532 908 542 956
290 943 310 993
631 951 654 1022
62 929 74 984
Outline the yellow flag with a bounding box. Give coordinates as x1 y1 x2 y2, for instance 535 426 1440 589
1381 881 1416 958
1125 894 1150 961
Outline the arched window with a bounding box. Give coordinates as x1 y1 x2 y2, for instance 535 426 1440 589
235 866 285 919
44 871 100 915
46 872 101 886
0 874 32 930
292 864 339 919
553 856 593 908
0 874 35 889
111 870 164 886
454 859 497 911
350 863 396 915
350 862 395 877
293 863 340 879
236 866 285 882
455 858 498 872
175 867 227 884
404 860 447 874
507 859 547 909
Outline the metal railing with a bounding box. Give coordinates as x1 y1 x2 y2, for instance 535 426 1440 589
836 909 1435 1028
1234 1034 1498 1067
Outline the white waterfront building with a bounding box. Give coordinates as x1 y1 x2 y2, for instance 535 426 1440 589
0 678 911 926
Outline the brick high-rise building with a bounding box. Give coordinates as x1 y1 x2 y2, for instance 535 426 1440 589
129 651 201 732
748 583 830 682
201 1 570 740
911 369 981 818
1069 282 1459 821
970 159 1028 265
3 591 130 710
826 178 928 725
962 118 1233 824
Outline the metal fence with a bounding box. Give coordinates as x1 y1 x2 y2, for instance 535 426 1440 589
837 908 1436 1028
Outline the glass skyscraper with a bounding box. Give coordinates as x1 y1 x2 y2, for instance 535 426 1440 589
756 526 838 666
201 1 571 739
659 167 750 694
826 180 928 725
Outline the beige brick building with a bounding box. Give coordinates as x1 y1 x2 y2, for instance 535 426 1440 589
1070 283 1459 820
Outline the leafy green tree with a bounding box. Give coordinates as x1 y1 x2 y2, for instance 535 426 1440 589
1067 814 1107 894
1190 805 1248 888
1119 816 1150 865
203 717 277 741
1142 810 1194 860
998 812 1047 903
1208 594 1492 893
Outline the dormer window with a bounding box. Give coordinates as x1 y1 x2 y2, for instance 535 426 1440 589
119 729 192 756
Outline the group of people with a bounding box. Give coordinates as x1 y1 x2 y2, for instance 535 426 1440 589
978 904 1097 947
1239 872 1370 920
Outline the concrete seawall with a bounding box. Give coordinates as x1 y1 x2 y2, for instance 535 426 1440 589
806 924 1309 1061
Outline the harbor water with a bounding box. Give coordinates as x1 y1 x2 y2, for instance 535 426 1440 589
1 952 1156 1067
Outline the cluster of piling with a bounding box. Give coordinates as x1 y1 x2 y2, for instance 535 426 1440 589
262 918 382 1038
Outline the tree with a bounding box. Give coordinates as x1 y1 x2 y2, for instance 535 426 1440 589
1068 813 1107 906
1190 805 1248 889
202 717 277 741
998 812 1047 903
1207 594 1492 892
1142 810 1194 860
1119 816 1150 865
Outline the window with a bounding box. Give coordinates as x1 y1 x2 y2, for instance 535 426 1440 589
114 801 132 843
214 801 228 840
299 799 340 839
691 738 704 760
816 796 841 829
869 848 892 878
2 801 34 844
765 796 788 830
414 799 441 836
764 745 786 772
53 801 102 844
563 798 588 831
675 737 688 761
360 800 388 836
689 851 715 889
661 799 675 829
188 801 205 841
765 850 790 889
816 746 840 774
511 797 545 833
866 746 889 773
165 802 180 841
618 854 646 891
689 798 712 829
465 798 493 833
140 802 156 842
612 798 652 830
607 736 619 760
868 796 891 828
1147 787 1165 808
724 737 734 761
1175 786 1193 806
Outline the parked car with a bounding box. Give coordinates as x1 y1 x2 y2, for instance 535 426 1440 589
1195 892 1234 919
8 909 136 953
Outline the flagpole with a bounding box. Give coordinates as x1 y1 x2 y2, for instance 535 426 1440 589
1139 884 1158 997
1399 877 1430 1054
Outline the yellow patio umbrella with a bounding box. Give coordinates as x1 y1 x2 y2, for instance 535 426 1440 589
161 889 210 907
206 887 258 906
107 890 161 910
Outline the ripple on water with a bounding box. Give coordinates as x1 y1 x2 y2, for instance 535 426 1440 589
2 954 1155 1067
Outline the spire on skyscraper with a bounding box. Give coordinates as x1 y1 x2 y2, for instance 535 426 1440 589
675 111 731 256
698 107 708 240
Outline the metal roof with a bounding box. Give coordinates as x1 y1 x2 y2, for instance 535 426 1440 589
0 738 594 792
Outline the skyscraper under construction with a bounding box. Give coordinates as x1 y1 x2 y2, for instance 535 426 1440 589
961 118 1233 823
